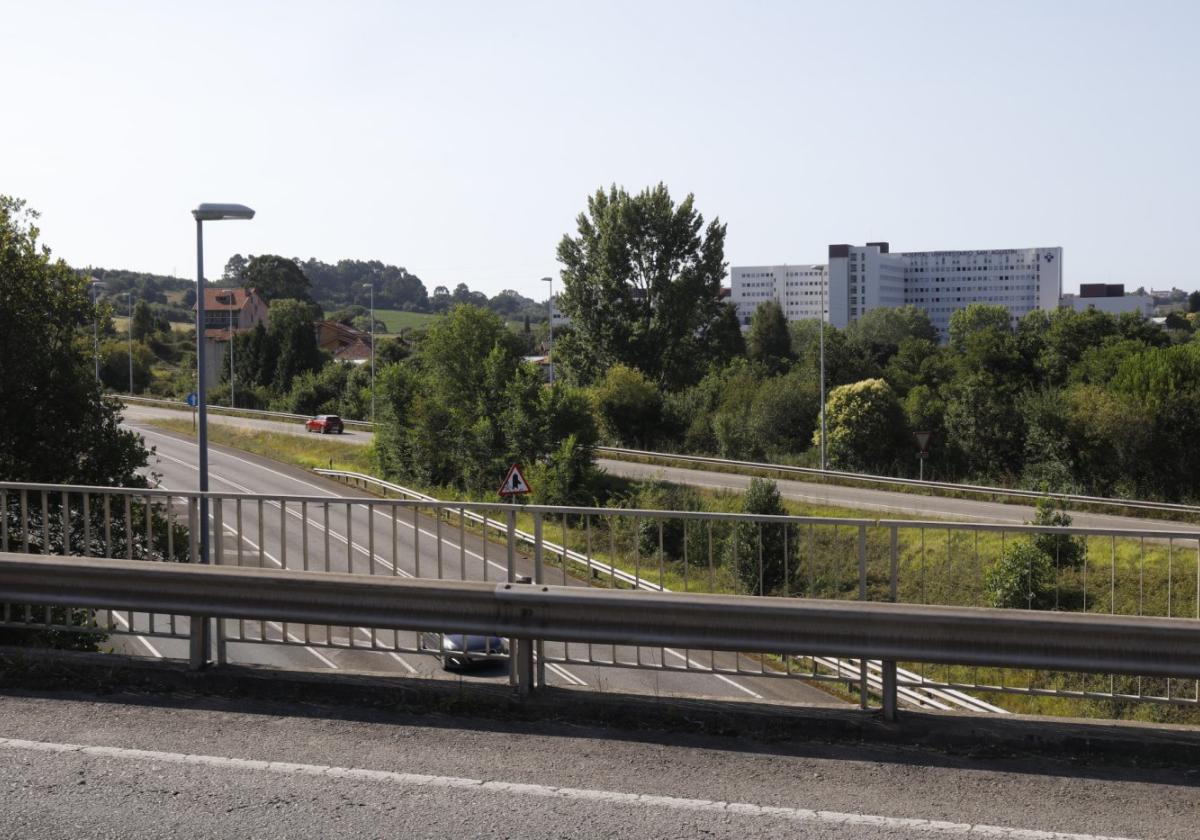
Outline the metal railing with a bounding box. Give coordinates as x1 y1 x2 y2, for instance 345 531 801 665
119 395 373 429
597 446 1200 518
7 552 1200 722
5 478 1200 715
118 395 1198 518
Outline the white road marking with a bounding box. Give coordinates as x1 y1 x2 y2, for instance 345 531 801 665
142 427 509 576
107 611 164 659
0 737 1140 840
660 647 763 699
145 428 751 698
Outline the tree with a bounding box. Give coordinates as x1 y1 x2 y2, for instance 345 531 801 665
0 196 148 486
724 478 794 596
1189 290 1200 314
130 299 156 341
590 364 663 448
846 306 937 368
268 298 324 391
817 378 906 473
746 300 792 373
243 255 313 303
222 253 249 284
556 183 731 389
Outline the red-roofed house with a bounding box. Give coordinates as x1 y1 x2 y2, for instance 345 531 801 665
194 287 270 384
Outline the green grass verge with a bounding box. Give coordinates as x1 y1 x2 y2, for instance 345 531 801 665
370 309 441 334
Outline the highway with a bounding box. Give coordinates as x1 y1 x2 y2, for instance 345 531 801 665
121 415 839 707
123 404 1200 532
1 691 1195 839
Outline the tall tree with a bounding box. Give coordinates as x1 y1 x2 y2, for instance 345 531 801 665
243 255 313 303
557 183 731 389
267 299 324 391
746 299 792 373
0 196 147 485
129 298 156 342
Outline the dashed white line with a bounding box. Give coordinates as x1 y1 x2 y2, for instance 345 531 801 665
0 737 1140 840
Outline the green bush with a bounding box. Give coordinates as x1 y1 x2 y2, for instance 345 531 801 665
984 539 1055 609
724 478 795 595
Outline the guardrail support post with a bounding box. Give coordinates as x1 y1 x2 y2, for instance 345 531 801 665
512 575 534 697
881 660 898 722
858 526 869 709
533 514 545 691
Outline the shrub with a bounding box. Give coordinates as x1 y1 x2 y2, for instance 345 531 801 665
724 478 794 595
984 539 1055 609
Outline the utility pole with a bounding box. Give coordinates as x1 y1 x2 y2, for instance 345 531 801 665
541 276 554 385
126 290 134 395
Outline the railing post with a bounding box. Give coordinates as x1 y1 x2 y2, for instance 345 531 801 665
881 660 898 722
533 513 544 691
513 575 533 697
889 526 899 602
505 508 516 583
506 510 519 691
858 525 869 709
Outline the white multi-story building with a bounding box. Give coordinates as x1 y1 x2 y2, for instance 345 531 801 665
732 242 1063 341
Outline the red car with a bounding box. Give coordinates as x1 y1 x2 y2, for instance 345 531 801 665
305 414 344 435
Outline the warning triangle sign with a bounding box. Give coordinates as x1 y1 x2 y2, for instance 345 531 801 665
498 463 532 496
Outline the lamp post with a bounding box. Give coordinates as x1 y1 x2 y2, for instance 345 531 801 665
228 289 236 409
89 280 105 382
819 274 827 471
126 290 134 395
191 203 255 580
540 276 554 385
362 282 375 421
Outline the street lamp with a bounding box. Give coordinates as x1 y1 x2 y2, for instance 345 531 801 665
126 290 134 395
362 282 375 422
191 203 254 582
228 289 236 409
819 273 827 471
89 280 106 382
540 276 554 385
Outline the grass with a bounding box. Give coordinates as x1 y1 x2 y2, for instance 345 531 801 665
140 416 1200 722
150 418 374 475
110 317 192 333
366 309 441 334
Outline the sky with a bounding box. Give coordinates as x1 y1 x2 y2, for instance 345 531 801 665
3 1 1198 299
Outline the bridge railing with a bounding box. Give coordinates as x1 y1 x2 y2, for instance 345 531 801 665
3 478 1199 715
6 552 1200 722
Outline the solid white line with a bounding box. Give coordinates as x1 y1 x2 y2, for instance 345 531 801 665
143 428 508 576
107 611 165 659
544 661 588 687
0 737 1139 840
151 435 758 699
660 647 763 700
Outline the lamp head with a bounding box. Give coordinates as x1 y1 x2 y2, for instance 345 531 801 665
192 203 255 221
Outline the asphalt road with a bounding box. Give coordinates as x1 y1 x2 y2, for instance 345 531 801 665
2 692 1196 839
121 415 839 707
122 404 1200 532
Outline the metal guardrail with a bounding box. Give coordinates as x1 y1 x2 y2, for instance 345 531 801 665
6 552 1200 721
598 446 1200 517
5 478 1200 712
119 395 1198 517
119 395 373 429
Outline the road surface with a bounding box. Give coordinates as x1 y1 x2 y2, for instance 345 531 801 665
1 691 1195 839
122 404 1200 532
120 415 839 707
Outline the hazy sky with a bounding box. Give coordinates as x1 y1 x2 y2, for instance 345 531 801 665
3 1 1198 298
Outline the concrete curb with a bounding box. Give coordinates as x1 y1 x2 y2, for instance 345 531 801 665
2 646 1198 767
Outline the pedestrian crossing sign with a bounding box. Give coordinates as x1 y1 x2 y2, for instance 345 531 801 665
498 463 532 497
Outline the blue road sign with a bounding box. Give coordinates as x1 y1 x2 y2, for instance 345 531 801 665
186 392 199 408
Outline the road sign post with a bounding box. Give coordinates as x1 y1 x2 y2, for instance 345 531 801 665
913 431 933 482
